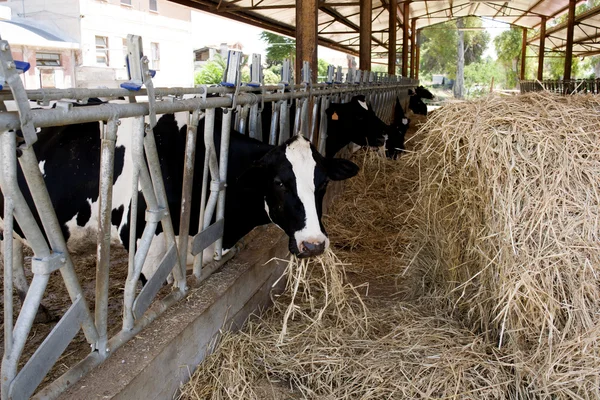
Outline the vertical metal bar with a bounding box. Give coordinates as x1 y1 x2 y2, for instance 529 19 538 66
279 101 289 145
317 96 329 155
248 103 260 140
123 117 143 331
402 1 409 77
3 196 14 364
193 108 215 279
310 95 320 143
564 0 576 83
178 109 201 276
95 119 119 357
269 102 280 145
294 99 302 136
214 109 232 259
410 18 416 79
295 0 318 83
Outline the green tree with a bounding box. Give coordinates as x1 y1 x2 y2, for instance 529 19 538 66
419 17 490 79
464 57 503 98
494 27 523 88
317 59 329 81
260 31 295 67
194 54 227 85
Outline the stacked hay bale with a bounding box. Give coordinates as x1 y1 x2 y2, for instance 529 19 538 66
406 92 600 397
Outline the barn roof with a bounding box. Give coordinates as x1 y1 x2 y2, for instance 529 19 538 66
170 0 600 61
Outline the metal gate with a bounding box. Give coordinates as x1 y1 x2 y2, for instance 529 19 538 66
0 34 417 399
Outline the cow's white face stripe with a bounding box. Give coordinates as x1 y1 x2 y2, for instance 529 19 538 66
38 160 46 177
285 136 328 250
357 100 368 110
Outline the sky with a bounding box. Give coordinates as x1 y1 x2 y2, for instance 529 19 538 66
191 9 511 66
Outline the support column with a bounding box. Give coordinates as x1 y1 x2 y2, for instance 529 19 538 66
415 29 421 80
564 0 576 81
410 18 416 79
296 0 318 83
538 16 546 80
520 27 527 81
360 0 372 71
401 1 409 77
388 0 397 75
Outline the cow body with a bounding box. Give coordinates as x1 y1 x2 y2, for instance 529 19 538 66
0 105 359 314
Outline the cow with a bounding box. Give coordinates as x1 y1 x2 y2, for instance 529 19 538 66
324 95 387 158
408 86 434 116
0 101 360 322
326 95 409 160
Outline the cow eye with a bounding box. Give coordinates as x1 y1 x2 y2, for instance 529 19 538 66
274 177 284 188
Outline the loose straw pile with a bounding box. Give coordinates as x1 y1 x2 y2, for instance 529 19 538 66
179 250 515 399
405 92 600 398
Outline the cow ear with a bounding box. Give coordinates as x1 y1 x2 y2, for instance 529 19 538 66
325 158 359 181
237 164 267 191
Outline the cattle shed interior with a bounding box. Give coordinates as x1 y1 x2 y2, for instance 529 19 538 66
170 0 600 81
2 0 600 399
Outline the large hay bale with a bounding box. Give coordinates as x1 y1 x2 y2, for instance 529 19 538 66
406 92 600 397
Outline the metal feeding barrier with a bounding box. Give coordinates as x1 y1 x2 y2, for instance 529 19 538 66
0 33 417 400
520 78 600 95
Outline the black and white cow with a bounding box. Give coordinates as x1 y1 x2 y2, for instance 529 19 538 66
0 102 359 319
408 86 434 116
325 95 409 160
324 95 387 158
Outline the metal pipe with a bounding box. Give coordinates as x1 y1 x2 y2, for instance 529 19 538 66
248 103 260 140
178 109 200 278
269 102 280 145
0 84 415 131
214 109 232 259
193 108 214 279
310 96 319 143
123 117 143 331
317 96 329 155
2 196 14 400
279 101 289 145
95 119 119 358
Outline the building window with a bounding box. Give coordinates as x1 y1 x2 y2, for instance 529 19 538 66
36 52 61 67
149 0 157 12
150 42 160 70
95 36 109 66
195 50 210 62
121 0 132 5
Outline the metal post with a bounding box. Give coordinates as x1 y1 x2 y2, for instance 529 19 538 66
410 18 416 79
95 118 119 358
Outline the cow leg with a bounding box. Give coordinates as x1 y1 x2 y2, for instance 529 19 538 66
0 236 55 323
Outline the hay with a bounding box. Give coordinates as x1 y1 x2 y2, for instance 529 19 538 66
405 92 600 398
179 249 515 400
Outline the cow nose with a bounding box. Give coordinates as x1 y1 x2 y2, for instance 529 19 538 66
299 241 326 258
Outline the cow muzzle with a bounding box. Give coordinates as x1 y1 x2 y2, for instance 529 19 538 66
297 240 327 258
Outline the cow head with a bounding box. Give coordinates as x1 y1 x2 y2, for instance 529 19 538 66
325 96 387 157
386 97 410 160
241 135 359 258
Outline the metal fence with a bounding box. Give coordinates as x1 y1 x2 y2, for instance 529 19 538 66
0 34 417 399
520 79 600 94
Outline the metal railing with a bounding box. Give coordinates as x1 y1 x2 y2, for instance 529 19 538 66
520 78 600 94
0 34 417 399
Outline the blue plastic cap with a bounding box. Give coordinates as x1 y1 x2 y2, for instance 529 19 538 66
149 69 156 78
220 82 235 88
120 81 142 91
14 61 30 73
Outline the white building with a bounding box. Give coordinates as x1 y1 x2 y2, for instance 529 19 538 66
1 0 194 89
